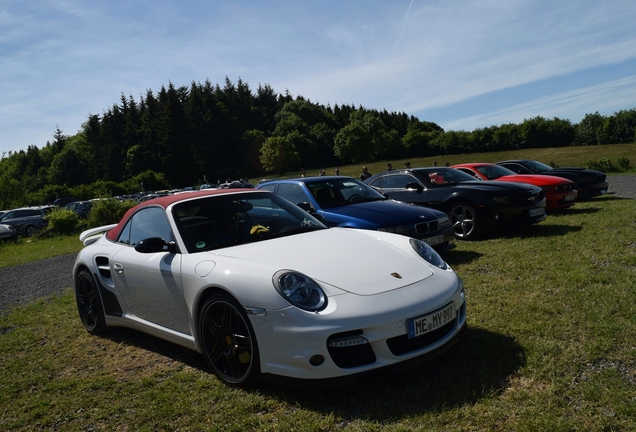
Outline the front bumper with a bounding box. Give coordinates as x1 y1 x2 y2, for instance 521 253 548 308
248 276 466 384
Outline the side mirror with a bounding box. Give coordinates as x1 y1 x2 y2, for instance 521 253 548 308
135 237 177 253
296 202 312 212
405 182 424 193
296 202 324 222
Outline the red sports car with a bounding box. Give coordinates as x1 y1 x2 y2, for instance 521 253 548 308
452 163 577 212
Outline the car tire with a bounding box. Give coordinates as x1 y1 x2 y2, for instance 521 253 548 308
199 293 260 387
25 225 37 237
75 269 107 334
447 201 480 240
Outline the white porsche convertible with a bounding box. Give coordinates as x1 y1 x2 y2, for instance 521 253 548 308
74 189 466 387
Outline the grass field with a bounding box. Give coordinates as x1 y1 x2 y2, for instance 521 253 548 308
289 142 636 179
1 144 635 430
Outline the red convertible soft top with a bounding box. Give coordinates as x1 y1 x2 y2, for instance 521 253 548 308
105 189 261 242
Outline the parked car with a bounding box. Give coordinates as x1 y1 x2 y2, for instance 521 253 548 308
496 159 609 199
452 163 577 212
0 206 55 237
73 189 466 387
364 167 547 240
64 201 93 218
257 176 455 251
0 223 17 242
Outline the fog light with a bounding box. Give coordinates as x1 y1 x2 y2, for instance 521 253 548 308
328 335 369 348
309 355 324 366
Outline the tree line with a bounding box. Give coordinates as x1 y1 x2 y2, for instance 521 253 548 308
1 77 636 209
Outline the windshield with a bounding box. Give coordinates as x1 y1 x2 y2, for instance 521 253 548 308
306 177 386 208
475 164 517 180
522 160 553 173
412 168 479 186
172 192 327 253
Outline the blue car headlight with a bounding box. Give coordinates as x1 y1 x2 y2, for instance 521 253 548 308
273 271 327 311
410 238 447 269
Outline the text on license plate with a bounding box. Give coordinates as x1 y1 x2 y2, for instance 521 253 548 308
564 194 576 202
424 234 445 245
407 303 455 339
528 207 545 217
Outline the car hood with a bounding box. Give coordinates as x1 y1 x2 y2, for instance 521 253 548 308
451 180 540 193
499 174 571 186
324 199 444 224
211 228 437 295
549 167 605 177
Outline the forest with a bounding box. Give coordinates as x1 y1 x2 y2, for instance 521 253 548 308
1 77 636 209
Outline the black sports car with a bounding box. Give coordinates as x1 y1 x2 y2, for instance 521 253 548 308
496 160 608 199
364 167 546 240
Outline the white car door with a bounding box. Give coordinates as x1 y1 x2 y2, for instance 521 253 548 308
110 206 190 334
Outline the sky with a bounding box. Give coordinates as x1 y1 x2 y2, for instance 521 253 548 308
2 0 636 156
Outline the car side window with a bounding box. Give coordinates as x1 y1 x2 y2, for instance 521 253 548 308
383 174 417 189
457 168 478 178
276 184 309 205
118 207 174 246
258 184 276 193
502 163 530 174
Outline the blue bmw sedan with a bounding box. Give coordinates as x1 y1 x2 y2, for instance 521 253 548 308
256 176 454 251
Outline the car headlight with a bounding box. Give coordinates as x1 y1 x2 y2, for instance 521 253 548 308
410 238 447 269
273 271 327 311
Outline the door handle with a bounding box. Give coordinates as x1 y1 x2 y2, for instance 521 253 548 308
113 263 124 274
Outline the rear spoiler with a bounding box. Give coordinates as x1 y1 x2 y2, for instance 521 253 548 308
79 223 117 246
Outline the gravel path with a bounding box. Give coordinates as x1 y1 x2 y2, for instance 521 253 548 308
1 174 635 316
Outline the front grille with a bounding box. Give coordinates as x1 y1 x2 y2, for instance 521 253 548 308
386 320 456 356
415 222 429 234
415 220 439 235
555 183 574 192
327 331 376 368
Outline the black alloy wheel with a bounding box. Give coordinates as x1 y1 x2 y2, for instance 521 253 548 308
199 293 260 387
75 269 107 334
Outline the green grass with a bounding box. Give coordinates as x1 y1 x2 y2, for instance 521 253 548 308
1 144 635 430
0 235 82 269
1 195 635 431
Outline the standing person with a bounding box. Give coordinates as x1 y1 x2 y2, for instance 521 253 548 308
334 168 340 176
387 163 394 171
300 168 306 177
360 166 372 181
404 161 411 168
318 169 326 176
433 161 438 167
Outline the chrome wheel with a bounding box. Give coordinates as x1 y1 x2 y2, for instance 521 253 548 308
448 201 479 240
199 293 260 386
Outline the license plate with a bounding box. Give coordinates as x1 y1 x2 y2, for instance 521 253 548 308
424 234 445 245
564 194 576 202
407 303 455 339
528 207 545 217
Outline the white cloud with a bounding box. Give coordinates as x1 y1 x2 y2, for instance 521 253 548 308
1 0 636 155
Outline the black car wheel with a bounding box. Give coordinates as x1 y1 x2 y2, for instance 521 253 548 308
448 201 479 240
25 225 37 237
199 293 260 387
75 269 107 334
